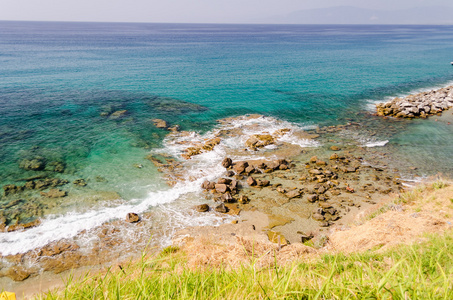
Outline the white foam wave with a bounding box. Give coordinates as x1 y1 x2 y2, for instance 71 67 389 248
156 205 235 248
278 133 320 148
161 115 319 158
0 178 210 256
400 176 426 188
363 140 389 148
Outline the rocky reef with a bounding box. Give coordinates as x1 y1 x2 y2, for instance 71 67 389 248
376 86 453 118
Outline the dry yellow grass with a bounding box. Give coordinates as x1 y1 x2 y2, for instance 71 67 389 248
327 180 453 253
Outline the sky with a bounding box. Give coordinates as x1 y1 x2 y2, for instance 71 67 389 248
1 0 452 23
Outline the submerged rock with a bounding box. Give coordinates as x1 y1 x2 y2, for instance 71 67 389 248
3 184 23 196
148 97 207 114
73 179 87 186
152 118 168 129
33 178 69 190
109 110 128 119
19 157 46 171
40 189 67 198
49 161 65 173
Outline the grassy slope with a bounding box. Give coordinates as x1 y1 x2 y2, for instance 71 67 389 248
39 182 453 299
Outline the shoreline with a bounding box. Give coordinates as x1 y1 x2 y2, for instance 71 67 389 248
2 84 453 297
0 117 409 287
10 176 453 299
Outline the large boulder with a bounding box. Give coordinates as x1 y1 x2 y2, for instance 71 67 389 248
233 161 249 174
217 178 232 185
215 184 230 193
246 176 257 186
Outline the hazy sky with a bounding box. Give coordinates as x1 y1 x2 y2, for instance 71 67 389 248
1 0 452 23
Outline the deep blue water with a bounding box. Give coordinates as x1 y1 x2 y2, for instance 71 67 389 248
1 22 453 244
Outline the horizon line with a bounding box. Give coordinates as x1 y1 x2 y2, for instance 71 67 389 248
1 19 453 26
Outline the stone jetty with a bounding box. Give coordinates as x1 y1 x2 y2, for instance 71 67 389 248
376 86 453 118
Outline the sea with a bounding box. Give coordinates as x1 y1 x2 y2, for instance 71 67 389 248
1 21 453 256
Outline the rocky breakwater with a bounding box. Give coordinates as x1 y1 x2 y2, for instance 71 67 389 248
376 86 453 118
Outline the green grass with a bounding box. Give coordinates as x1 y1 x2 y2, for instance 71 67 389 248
38 231 453 300
431 180 449 190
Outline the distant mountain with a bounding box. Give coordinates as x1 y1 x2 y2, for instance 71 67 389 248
263 6 453 24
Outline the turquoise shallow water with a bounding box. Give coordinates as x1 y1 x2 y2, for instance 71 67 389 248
1 22 453 254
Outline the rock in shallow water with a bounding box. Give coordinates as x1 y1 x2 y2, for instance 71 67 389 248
125 212 140 223
40 189 67 198
3 184 23 196
6 266 30 281
215 203 228 213
152 118 168 129
195 204 209 212
73 179 87 186
19 157 46 171
222 157 232 168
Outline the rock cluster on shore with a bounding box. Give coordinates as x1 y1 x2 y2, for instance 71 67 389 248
376 86 453 118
